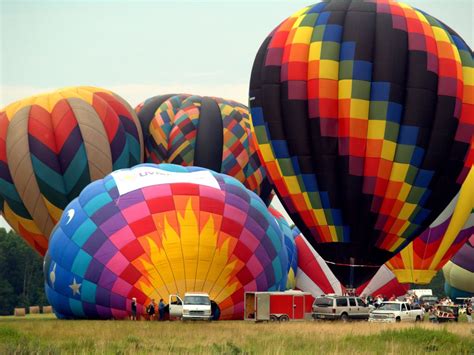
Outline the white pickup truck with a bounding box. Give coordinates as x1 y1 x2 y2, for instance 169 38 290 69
369 301 424 323
169 292 212 321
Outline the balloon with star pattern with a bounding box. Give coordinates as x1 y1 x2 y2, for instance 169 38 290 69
44 164 288 319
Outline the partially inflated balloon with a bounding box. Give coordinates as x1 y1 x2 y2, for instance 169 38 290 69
0 87 143 254
356 265 409 298
387 172 474 284
293 227 343 296
249 0 473 287
44 164 288 320
269 206 297 289
136 94 272 202
443 235 474 299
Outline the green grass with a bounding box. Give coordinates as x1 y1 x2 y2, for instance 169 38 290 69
0 316 473 354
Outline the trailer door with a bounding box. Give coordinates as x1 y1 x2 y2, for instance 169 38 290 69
293 295 304 319
256 293 270 321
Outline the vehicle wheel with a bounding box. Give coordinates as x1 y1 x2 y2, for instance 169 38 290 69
396 317 401 323
280 315 290 322
415 316 421 322
270 315 279 322
340 313 349 322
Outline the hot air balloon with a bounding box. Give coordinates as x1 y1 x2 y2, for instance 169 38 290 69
443 234 474 299
0 87 143 255
249 0 473 287
293 227 343 296
356 265 409 299
269 206 297 289
387 169 474 284
136 94 272 202
44 164 288 320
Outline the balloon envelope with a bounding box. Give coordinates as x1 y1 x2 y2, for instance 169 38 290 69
269 206 297 289
0 87 143 254
249 0 473 287
443 234 474 299
356 265 409 298
44 164 288 320
293 227 343 296
136 94 272 202
387 171 474 284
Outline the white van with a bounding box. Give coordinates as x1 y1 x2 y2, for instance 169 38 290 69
169 292 212 320
407 289 432 298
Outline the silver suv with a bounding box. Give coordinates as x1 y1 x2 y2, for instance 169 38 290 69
312 296 370 321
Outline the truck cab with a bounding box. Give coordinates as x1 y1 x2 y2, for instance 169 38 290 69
169 292 212 321
369 301 424 323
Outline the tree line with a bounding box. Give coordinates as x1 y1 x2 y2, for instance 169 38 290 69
0 228 47 315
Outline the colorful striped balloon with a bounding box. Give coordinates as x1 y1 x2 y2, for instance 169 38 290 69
44 164 288 320
136 94 272 203
387 168 474 284
269 206 297 289
356 265 409 298
0 87 143 254
249 0 473 287
293 227 344 296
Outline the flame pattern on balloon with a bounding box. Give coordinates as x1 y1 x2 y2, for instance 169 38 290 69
44 164 288 320
249 0 473 286
136 94 272 202
0 87 143 254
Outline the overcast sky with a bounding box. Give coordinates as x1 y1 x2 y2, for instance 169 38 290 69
0 0 472 230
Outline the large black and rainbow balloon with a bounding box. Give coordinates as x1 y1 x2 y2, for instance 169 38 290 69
136 94 272 202
44 164 288 320
249 0 473 286
0 87 143 254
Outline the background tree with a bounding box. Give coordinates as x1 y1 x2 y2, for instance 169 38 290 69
0 228 47 315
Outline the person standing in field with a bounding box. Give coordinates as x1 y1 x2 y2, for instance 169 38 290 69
130 297 137 320
158 298 166 320
466 301 472 323
147 299 156 320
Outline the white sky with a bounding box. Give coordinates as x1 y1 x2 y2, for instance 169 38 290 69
0 0 472 231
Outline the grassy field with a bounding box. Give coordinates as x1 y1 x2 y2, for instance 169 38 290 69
0 315 473 354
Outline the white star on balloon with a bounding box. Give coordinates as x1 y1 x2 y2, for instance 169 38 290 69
69 278 81 296
50 263 56 287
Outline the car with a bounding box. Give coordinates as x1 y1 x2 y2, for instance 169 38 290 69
312 296 370 322
369 301 424 323
169 292 212 321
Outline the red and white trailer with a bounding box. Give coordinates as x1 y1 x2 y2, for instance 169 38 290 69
244 291 314 322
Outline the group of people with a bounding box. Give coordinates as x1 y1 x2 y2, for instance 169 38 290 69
129 297 167 321
368 293 421 307
363 292 473 323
